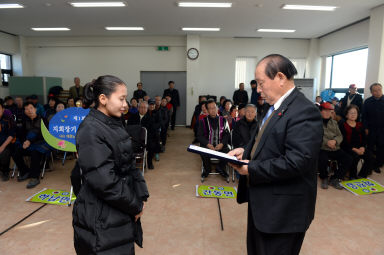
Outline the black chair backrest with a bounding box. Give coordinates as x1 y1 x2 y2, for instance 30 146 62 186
126 125 147 153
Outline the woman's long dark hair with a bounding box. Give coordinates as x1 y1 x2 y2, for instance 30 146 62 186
83 75 125 108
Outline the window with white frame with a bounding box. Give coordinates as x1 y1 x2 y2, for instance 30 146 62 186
0 53 12 86
289 58 306 78
235 57 257 89
324 48 368 99
235 57 306 90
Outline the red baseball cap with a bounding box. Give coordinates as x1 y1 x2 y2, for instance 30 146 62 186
349 84 357 89
320 102 334 110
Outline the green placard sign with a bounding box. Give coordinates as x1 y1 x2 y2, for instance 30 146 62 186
196 185 237 199
341 178 384 195
26 188 76 205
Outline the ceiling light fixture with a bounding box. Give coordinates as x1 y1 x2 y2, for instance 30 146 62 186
31 27 71 31
105 27 144 30
182 27 220 31
0 3 24 8
257 29 295 33
282 4 337 11
70 2 126 7
178 2 232 8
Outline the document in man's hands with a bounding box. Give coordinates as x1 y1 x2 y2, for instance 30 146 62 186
187 145 248 165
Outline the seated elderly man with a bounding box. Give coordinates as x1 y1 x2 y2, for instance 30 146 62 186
127 100 160 169
197 99 230 178
232 104 258 148
318 102 352 190
12 102 51 189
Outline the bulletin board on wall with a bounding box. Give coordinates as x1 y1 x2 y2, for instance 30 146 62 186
9 76 62 104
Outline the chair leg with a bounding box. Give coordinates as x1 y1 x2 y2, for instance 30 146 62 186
226 166 230 183
11 164 17 178
62 152 67 166
41 156 47 179
201 161 205 183
232 167 235 182
51 152 54 168
68 185 73 207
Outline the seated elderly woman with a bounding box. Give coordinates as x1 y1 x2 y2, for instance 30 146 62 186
232 104 258 148
339 104 376 179
227 105 239 130
220 99 232 117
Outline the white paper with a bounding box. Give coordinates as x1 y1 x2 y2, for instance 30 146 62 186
188 144 238 161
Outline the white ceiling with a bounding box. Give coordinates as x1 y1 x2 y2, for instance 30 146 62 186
0 0 383 38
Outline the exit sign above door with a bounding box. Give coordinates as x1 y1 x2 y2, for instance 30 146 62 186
157 46 169 51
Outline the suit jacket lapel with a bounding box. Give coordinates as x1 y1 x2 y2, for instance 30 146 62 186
251 88 300 160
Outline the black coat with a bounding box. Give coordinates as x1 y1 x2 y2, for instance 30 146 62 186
73 109 149 254
232 89 248 106
232 117 257 148
159 106 170 129
241 88 323 234
163 88 180 107
340 92 363 116
127 112 160 151
362 95 384 147
133 89 147 100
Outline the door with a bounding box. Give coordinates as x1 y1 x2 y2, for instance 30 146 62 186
140 71 186 126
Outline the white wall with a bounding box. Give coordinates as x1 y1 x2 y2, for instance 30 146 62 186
197 37 310 100
25 36 187 97
24 35 311 123
0 32 18 54
319 19 369 57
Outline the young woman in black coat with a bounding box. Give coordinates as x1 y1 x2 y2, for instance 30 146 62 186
73 75 149 255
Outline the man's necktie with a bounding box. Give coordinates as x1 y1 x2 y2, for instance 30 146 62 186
260 105 274 130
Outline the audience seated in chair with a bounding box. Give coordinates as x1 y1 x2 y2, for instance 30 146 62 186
256 96 270 122
197 99 230 178
220 99 232 117
227 105 239 130
232 104 258 148
0 101 16 182
12 102 51 189
318 102 352 190
127 101 160 169
339 104 376 179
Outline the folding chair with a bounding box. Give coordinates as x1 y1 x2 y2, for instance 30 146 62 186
126 125 148 176
11 151 54 179
40 151 54 179
201 158 230 183
228 129 236 183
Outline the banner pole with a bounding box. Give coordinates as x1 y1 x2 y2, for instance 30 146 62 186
0 204 47 236
217 198 224 231
68 153 79 207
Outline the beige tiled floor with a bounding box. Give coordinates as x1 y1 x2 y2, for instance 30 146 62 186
0 127 383 255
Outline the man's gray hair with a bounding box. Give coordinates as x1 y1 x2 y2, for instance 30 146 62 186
139 101 148 108
245 104 257 110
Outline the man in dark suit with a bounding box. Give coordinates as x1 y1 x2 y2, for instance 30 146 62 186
163 81 180 130
340 84 363 119
362 82 384 172
233 82 249 106
133 82 147 100
229 54 323 255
